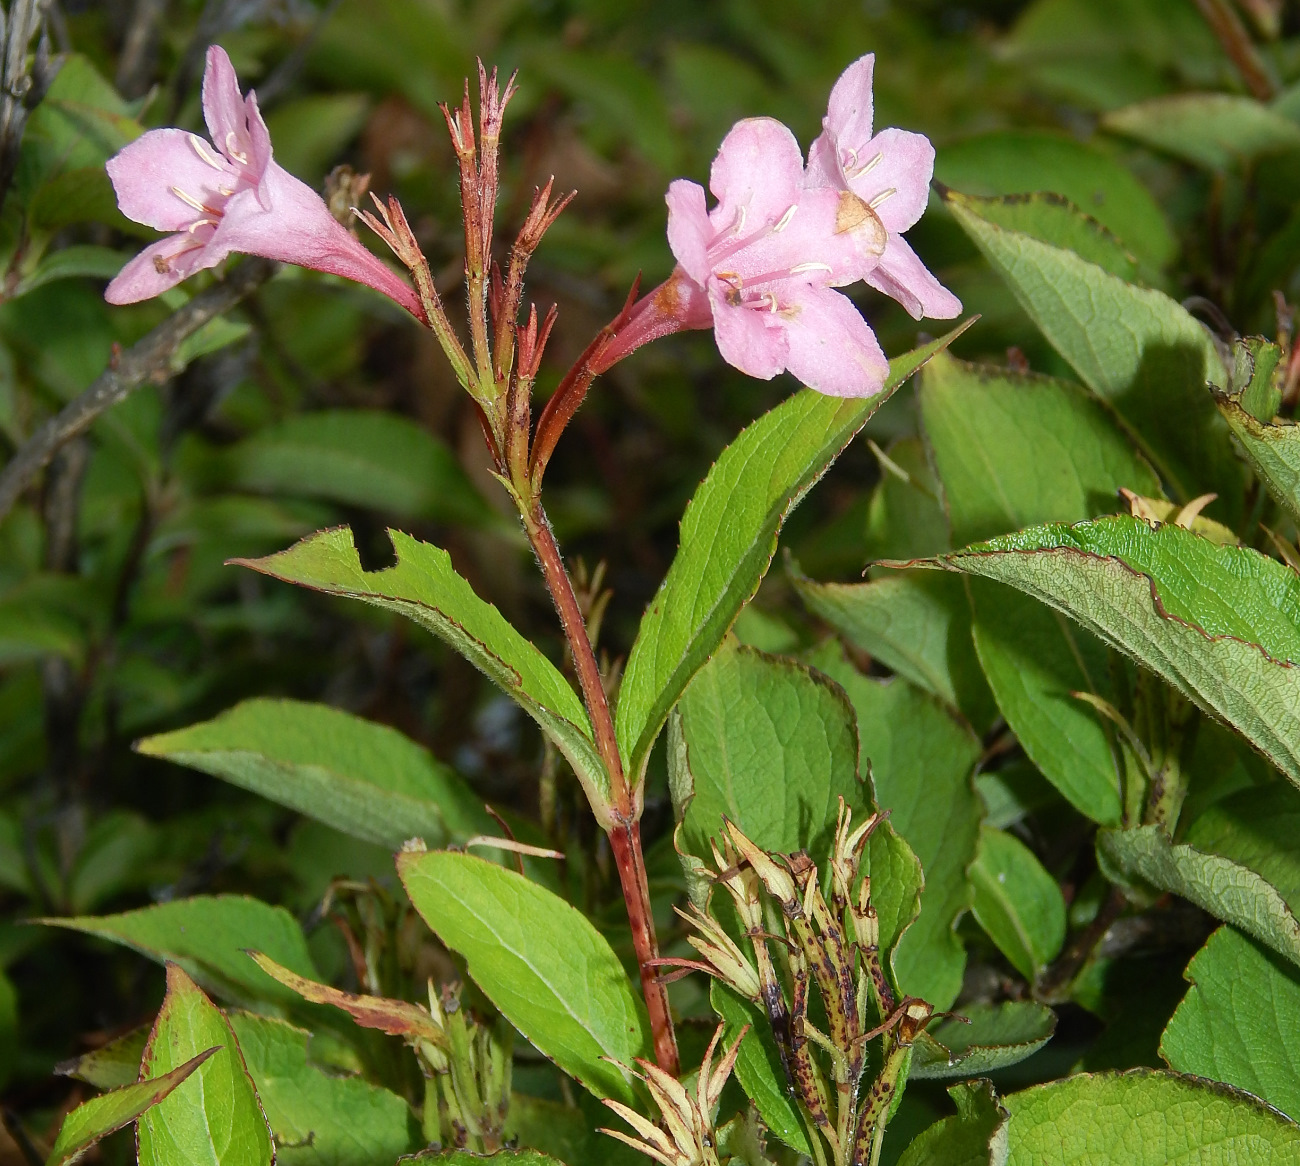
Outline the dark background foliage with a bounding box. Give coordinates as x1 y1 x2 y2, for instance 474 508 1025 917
3 0 1299 1161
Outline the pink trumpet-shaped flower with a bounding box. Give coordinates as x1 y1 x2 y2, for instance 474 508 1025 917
104 46 422 319
599 117 892 397
805 54 960 322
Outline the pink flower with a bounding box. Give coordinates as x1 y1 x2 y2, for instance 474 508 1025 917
805 55 960 322
599 117 892 397
104 46 421 319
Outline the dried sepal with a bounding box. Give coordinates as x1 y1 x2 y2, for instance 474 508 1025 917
598 1026 742 1166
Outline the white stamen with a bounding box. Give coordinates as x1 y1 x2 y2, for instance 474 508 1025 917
844 147 859 171
188 134 226 171
869 187 896 209
764 292 779 313
186 218 219 233
225 132 249 164
790 262 833 275
847 151 883 179
171 186 208 212
218 185 235 197
773 204 798 233
734 205 747 234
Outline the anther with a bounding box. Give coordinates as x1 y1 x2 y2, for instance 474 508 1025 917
733 205 747 234
790 262 833 275
773 205 798 233
188 134 226 171
847 151 884 179
869 187 896 209
225 132 249 164
171 186 208 213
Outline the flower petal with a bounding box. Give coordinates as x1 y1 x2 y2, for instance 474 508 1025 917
824 55 875 156
665 179 712 284
708 279 787 381
804 130 843 190
245 89 276 209
106 128 236 232
213 163 421 317
104 232 225 304
866 233 961 320
729 187 884 289
201 45 246 155
709 117 803 232
846 127 934 233
781 283 889 398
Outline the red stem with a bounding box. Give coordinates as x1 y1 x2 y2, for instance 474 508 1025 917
522 503 679 1076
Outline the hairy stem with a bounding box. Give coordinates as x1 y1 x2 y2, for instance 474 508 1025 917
520 502 679 1075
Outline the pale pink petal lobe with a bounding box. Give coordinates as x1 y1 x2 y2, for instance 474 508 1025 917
106 129 233 232
201 45 246 152
866 234 961 320
707 280 787 380
781 283 888 397
709 117 803 229
665 180 713 284
823 55 874 154
847 128 934 233
804 131 842 190
104 234 225 304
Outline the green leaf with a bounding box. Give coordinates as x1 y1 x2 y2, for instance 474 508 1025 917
911 1001 1058 1081
138 699 491 850
18 55 142 196
999 1069 1300 1162
13 245 127 298
944 192 1237 518
46 1048 218 1166
674 639 868 859
863 436 951 563
138 964 273 1166
864 813 926 965
896 1078 1009 1166
1098 825 1300 967
1185 784 1300 905
56 1026 149 1090
810 645 982 1010
234 529 608 819
1226 336 1285 423
223 411 493 527
791 570 997 733
397 849 650 1104
925 515 1300 787
614 326 972 786
934 127 1176 267
1217 395 1300 528
1104 94 1300 170
918 352 1162 547
1161 926 1300 1121
710 982 810 1157
941 190 1139 281
970 826 1067 981
227 1012 418 1166
969 581 1122 825
45 895 319 1005
918 351 1158 824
